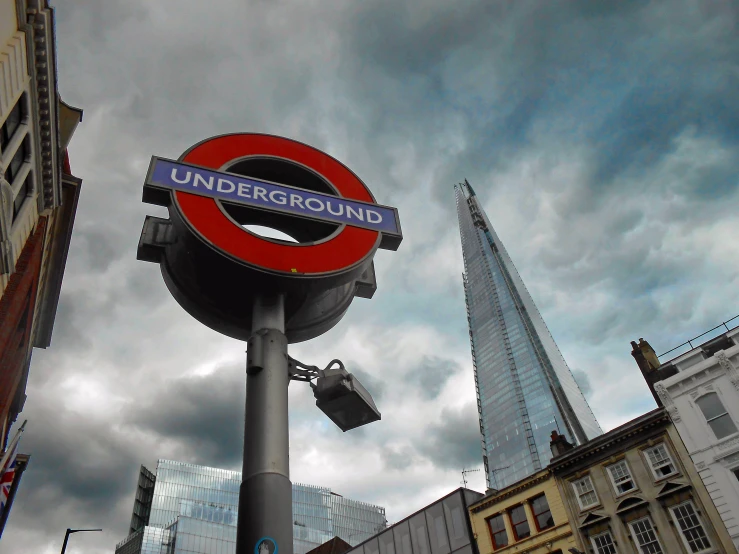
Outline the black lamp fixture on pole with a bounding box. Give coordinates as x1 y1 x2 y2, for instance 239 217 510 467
60 528 102 554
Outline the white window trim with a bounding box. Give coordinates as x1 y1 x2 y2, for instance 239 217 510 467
606 460 638 497
669 500 713 554
571 475 599 510
643 443 678 481
695 392 739 440
590 530 618 554
629 516 664 554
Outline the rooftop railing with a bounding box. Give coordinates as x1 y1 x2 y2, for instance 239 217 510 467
658 314 739 360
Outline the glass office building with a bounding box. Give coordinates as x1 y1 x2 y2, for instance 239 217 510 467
115 460 386 554
454 181 602 490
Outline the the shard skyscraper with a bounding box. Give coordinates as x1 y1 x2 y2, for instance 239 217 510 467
455 180 602 490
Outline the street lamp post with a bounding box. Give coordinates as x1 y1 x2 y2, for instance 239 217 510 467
60 528 102 554
236 295 292 554
235 295 383 554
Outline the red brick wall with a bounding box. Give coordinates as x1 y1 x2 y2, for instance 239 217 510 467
0 217 49 443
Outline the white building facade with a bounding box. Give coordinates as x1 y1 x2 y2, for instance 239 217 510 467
647 325 739 550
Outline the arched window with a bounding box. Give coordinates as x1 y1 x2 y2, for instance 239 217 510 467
696 393 737 439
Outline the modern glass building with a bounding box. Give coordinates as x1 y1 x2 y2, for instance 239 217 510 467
454 180 602 490
115 460 386 554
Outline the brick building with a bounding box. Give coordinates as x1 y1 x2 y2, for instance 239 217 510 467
0 0 82 533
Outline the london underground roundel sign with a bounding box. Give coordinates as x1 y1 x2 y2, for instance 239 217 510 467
137 134 402 343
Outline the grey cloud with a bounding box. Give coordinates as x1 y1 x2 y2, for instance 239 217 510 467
404 356 461 401
416 403 481 471
4 1 739 551
380 444 418 471
349 364 387 402
571 369 592 398
128 365 245 469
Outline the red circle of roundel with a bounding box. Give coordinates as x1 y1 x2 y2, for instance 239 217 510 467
174 134 380 275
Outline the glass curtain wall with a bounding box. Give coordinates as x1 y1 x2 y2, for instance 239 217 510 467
455 181 602 490
116 460 386 554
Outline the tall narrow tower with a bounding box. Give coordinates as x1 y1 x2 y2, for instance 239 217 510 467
455 180 601 490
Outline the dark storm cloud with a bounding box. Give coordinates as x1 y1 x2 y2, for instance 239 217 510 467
416 403 481 471
128 365 245 469
3 389 145 550
4 0 739 551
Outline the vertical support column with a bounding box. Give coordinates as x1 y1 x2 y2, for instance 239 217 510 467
236 295 293 554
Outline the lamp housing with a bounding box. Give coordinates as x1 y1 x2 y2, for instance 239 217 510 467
312 368 381 431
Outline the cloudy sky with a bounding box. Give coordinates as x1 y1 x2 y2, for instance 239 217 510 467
3 0 739 552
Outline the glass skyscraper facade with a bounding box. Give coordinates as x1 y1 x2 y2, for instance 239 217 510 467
115 460 386 554
455 181 602 490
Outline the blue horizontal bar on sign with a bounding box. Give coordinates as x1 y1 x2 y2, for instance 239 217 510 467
145 157 401 237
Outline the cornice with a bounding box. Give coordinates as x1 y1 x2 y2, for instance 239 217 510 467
549 409 669 473
23 1 61 212
470 471 550 513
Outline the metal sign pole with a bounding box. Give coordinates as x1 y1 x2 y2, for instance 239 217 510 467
236 294 293 554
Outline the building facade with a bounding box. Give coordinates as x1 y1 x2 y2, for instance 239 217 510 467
633 323 739 549
0 0 82 534
115 460 387 554
343 488 483 554
549 408 735 554
468 468 580 554
454 180 601 490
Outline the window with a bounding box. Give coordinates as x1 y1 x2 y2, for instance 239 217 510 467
0 95 25 150
4 135 29 184
508 505 530 540
644 444 676 479
530 494 554 531
629 517 663 554
572 475 599 509
606 461 636 495
670 502 712 553
734 468 739 483
12 173 31 219
696 393 738 439
591 531 617 554
487 514 508 549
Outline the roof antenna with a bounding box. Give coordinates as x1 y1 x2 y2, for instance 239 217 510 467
461 467 480 488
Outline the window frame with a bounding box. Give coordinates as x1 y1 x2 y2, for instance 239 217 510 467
605 460 638 497
486 513 508 550
629 516 663 554
669 500 713 554
12 171 31 221
4 134 30 185
643 443 678 481
590 531 618 554
571 475 600 510
695 392 738 440
0 93 27 152
507 504 531 541
529 493 554 532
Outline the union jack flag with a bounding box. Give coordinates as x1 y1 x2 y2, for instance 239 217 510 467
0 447 17 513
0 420 26 517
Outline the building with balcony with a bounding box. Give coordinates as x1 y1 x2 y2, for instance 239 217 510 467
633 320 739 550
549 408 734 554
